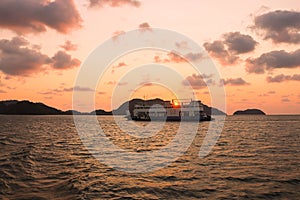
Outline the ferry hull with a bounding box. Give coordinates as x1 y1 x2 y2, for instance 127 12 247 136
129 115 212 122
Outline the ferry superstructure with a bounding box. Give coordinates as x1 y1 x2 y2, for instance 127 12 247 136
128 99 211 121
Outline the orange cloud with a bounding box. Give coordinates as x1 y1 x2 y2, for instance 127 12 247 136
138 22 151 31
60 40 78 51
112 30 126 41
113 62 127 69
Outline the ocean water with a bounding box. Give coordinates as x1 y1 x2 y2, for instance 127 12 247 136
0 115 299 199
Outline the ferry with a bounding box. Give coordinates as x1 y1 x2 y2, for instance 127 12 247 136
126 99 212 121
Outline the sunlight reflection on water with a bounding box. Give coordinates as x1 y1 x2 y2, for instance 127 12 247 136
0 115 299 199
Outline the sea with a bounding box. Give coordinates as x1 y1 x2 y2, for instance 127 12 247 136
0 115 299 199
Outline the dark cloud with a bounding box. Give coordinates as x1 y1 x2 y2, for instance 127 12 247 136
0 37 50 76
60 40 77 51
221 78 250 86
223 32 258 54
89 0 141 7
246 49 300 74
182 74 214 90
203 40 239 65
254 10 300 44
204 32 257 65
52 51 81 69
266 74 300 83
0 0 82 34
0 37 81 76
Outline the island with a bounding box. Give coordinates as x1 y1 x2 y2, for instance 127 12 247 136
0 99 227 116
233 109 266 115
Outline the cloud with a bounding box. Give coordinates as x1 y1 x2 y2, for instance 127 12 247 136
0 89 6 93
154 51 204 64
246 49 300 74
0 0 82 35
39 91 56 95
223 32 258 54
204 40 239 65
0 37 81 76
113 62 127 68
139 81 153 87
185 52 205 62
89 0 140 7
259 93 269 97
51 51 81 69
40 86 94 94
204 32 257 65
0 76 5 86
106 81 116 85
138 22 151 31
118 82 128 86
0 37 50 76
175 41 189 50
221 78 250 86
64 86 94 92
266 74 300 83
254 10 300 44
167 52 186 63
182 74 214 90
112 30 125 41
282 98 290 102
60 40 77 51
154 55 168 63
111 62 127 73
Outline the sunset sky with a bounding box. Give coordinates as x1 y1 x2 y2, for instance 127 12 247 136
0 0 299 114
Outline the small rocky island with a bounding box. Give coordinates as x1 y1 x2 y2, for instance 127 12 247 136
233 109 266 115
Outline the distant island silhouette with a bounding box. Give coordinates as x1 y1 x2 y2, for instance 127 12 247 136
233 109 266 115
0 99 226 115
